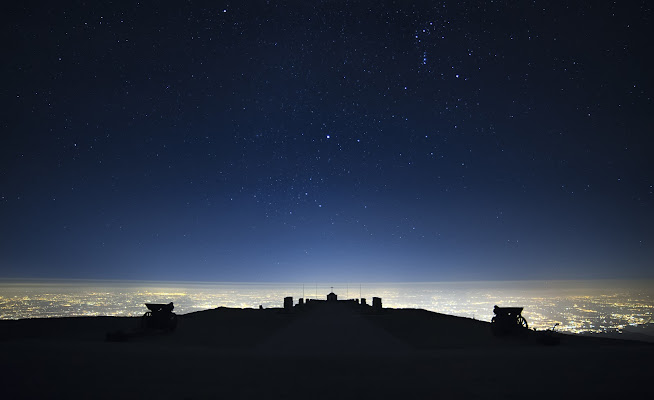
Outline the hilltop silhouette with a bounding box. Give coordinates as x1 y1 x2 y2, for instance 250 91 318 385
1 300 652 399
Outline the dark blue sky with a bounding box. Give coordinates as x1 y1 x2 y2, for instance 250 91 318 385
1 1 653 282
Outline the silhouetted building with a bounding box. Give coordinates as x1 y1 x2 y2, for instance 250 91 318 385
372 297 382 310
280 293 382 311
284 296 293 311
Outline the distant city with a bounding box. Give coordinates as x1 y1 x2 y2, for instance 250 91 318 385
1 280 652 335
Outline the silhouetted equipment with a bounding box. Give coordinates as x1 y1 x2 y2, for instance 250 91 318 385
327 292 337 302
491 305 528 336
107 302 177 341
142 302 178 331
538 323 561 346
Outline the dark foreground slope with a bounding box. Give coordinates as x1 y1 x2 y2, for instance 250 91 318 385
1 304 652 399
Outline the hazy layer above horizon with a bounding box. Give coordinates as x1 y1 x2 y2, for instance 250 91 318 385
2 279 652 335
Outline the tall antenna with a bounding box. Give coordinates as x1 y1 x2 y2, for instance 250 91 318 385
360 283 362 300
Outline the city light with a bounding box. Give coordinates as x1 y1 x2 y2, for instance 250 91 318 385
1 280 652 335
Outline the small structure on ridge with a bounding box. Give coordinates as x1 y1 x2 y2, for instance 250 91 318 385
142 302 178 332
372 297 382 311
284 296 294 312
490 305 529 336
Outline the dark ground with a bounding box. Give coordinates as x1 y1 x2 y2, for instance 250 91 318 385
1 303 652 399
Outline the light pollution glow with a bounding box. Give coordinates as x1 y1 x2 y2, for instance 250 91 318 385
1 280 652 334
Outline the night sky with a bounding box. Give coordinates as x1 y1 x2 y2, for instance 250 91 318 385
2 1 653 282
